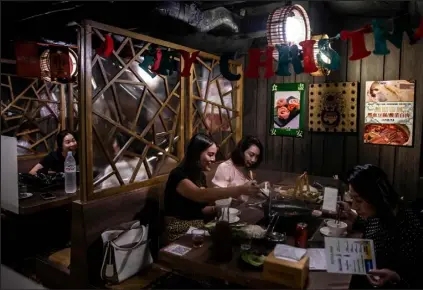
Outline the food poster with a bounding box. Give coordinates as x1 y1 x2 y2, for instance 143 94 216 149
364 80 415 146
308 82 358 133
324 237 376 275
270 83 305 138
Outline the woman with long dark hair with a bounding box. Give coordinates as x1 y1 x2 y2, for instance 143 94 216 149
164 133 260 241
212 136 264 201
339 164 423 289
29 130 78 175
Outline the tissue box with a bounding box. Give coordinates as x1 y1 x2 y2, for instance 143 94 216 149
262 250 310 289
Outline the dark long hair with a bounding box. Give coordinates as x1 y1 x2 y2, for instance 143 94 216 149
180 133 216 180
230 135 263 169
347 164 400 223
56 130 75 153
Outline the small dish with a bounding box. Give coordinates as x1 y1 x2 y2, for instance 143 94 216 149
19 192 33 200
218 216 240 224
320 226 347 237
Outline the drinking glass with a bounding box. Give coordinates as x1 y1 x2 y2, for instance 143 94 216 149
240 238 252 251
19 184 27 197
192 229 205 248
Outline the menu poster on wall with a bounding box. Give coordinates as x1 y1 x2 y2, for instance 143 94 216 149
325 237 377 275
270 83 305 138
364 80 415 147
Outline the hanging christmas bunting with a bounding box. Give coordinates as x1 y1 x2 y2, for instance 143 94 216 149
96 34 114 58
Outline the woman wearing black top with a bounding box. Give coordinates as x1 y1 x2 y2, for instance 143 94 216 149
339 164 423 289
29 130 78 175
164 133 260 241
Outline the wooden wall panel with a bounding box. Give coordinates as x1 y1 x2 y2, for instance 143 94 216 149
243 35 423 200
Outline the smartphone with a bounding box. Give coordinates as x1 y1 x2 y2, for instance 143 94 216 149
40 192 56 200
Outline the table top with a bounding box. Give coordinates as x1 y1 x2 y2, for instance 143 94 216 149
158 193 352 289
19 189 77 215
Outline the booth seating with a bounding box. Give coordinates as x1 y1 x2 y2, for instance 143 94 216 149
36 160 222 289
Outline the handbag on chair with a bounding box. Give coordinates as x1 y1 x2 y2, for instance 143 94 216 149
100 220 153 284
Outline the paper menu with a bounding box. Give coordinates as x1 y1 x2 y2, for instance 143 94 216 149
322 187 338 212
163 243 192 256
324 237 376 275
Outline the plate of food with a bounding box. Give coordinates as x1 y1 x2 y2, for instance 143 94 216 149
274 95 301 128
240 250 266 268
273 172 322 203
364 124 410 146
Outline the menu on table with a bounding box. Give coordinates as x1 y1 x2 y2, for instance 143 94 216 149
324 237 376 275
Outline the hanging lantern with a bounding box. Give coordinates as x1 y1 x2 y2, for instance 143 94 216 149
40 47 78 83
266 4 311 60
311 34 331 77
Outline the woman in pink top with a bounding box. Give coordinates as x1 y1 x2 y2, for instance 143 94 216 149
212 136 263 198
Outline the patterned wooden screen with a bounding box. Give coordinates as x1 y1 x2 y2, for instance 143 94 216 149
188 58 243 160
85 23 183 198
78 20 243 200
1 59 67 158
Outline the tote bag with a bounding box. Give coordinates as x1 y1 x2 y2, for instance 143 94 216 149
100 220 153 283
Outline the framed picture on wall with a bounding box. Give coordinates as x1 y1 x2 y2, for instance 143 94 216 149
308 82 359 133
364 80 415 147
269 83 305 138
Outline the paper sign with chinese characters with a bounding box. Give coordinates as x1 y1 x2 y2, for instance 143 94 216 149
364 80 415 147
270 83 305 138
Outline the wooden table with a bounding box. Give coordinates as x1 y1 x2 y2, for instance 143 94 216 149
19 189 77 215
158 177 352 289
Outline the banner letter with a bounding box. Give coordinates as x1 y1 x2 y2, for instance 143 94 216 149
245 47 275 79
180 50 200 77
220 52 241 81
371 19 390 55
340 24 373 60
317 39 341 70
299 40 318 73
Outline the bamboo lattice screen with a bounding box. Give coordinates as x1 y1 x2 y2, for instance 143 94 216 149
78 20 244 201
0 59 70 159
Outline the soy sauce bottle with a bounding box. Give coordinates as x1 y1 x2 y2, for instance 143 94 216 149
211 220 233 262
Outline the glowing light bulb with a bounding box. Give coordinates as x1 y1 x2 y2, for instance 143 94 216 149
285 17 304 45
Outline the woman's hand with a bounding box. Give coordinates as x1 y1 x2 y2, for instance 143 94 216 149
338 201 357 222
238 180 260 196
202 205 216 216
367 269 400 287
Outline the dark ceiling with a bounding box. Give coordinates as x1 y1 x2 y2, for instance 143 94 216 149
0 1 412 58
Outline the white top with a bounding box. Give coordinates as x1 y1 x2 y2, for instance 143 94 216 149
212 159 250 201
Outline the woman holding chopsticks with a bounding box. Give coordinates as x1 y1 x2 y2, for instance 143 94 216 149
211 135 265 201
163 133 260 242
339 164 423 289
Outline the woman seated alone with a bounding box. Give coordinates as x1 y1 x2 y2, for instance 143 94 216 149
339 164 423 289
212 135 263 201
29 130 78 175
164 133 260 242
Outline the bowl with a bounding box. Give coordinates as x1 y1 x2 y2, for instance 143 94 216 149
326 220 347 237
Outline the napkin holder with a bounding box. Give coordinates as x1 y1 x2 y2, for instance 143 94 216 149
262 250 309 289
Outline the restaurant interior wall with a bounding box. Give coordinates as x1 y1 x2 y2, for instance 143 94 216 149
242 3 423 200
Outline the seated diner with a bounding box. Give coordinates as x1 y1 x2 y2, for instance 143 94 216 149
29 130 78 175
163 133 260 242
212 135 264 201
339 164 423 289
